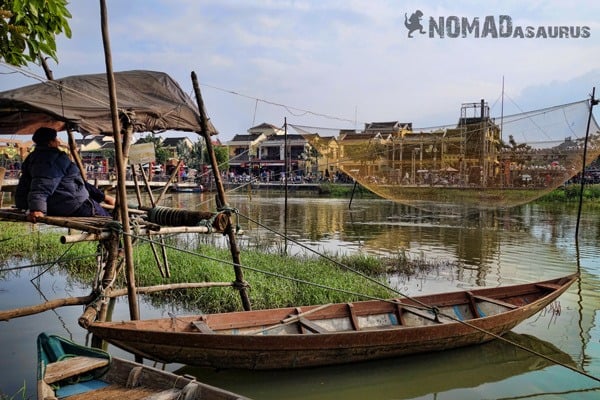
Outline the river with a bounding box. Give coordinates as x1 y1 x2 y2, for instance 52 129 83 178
1 192 599 399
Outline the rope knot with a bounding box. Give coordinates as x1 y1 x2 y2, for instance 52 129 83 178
232 280 250 291
105 221 123 234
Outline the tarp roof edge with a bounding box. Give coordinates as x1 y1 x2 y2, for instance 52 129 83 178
0 70 218 137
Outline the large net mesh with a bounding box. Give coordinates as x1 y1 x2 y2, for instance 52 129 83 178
291 99 600 210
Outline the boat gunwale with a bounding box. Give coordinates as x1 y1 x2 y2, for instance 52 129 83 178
89 274 576 340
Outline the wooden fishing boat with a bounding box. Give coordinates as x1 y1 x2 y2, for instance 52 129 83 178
87 274 576 370
37 332 250 400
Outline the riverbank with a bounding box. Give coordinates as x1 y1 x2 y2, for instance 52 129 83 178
1 222 415 313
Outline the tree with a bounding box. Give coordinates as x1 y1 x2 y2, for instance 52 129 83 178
0 0 72 67
207 145 229 172
176 141 191 165
185 140 204 171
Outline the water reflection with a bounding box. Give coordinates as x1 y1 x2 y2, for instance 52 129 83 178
176 332 575 400
1 192 600 399
161 193 598 280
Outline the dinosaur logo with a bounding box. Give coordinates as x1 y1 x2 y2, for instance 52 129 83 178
404 10 426 38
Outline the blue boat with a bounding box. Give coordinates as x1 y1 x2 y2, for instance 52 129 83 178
37 332 249 399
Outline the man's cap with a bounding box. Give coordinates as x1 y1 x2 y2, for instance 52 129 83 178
32 127 58 146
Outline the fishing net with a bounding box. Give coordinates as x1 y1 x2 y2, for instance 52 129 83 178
290 99 600 210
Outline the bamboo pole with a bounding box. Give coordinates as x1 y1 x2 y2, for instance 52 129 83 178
105 281 235 298
138 164 170 277
139 163 155 206
0 294 96 321
0 211 109 233
191 71 252 311
67 128 87 181
99 0 139 321
130 164 144 208
77 281 236 328
155 159 184 204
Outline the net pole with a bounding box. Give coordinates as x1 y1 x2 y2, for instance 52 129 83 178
575 87 598 244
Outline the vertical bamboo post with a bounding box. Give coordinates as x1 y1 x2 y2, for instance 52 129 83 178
131 164 144 207
575 87 598 245
191 71 252 311
284 118 288 253
99 0 139 320
138 164 170 277
66 128 87 181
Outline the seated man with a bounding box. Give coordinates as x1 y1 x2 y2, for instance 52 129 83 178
16 127 115 223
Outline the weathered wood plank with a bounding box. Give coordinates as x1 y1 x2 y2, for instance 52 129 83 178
403 307 447 323
347 302 360 331
298 317 328 333
191 320 214 333
44 356 109 384
247 303 333 335
466 292 481 318
142 388 181 400
471 295 518 309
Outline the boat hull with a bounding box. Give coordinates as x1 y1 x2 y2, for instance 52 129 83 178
88 274 576 370
37 333 249 399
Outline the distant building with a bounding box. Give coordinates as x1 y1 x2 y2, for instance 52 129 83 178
226 123 284 176
161 137 195 159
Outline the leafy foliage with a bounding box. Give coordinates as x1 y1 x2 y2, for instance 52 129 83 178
0 0 72 67
209 145 229 172
185 140 204 170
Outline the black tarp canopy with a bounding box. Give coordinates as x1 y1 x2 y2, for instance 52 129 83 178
0 70 217 136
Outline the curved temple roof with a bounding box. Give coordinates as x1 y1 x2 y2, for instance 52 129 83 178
0 70 217 136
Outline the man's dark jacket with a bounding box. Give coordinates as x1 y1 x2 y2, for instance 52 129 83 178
16 146 91 216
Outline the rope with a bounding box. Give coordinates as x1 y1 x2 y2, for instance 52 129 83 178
30 242 79 281
104 220 123 234
238 211 407 297
196 214 215 233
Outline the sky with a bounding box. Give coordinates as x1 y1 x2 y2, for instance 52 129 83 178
1 0 599 142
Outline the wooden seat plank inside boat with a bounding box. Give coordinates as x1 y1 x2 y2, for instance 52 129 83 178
53 384 160 400
471 294 518 310
191 320 214 333
347 302 360 330
402 307 446 324
43 356 110 384
299 317 328 333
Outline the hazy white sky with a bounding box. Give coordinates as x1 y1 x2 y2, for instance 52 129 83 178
1 0 599 141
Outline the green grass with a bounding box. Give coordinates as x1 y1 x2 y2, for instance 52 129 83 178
0 382 28 400
0 223 397 313
538 184 600 202
318 182 376 197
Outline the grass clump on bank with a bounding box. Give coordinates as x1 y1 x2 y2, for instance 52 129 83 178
318 182 376 198
538 184 600 202
0 222 397 313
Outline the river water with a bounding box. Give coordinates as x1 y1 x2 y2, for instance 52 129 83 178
1 192 599 399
